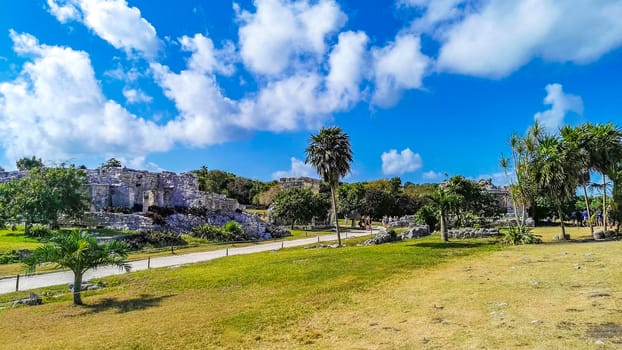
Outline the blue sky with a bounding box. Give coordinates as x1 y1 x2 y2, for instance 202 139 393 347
0 0 621 183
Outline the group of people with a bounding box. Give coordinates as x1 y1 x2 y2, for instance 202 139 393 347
358 216 372 230
572 209 612 228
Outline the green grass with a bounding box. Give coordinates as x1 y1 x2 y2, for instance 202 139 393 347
0 229 42 251
0 234 501 349
3 227 622 349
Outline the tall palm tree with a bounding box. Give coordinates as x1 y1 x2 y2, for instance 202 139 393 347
535 135 579 239
560 125 594 235
26 231 130 305
586 123 622 230
305 127 353 246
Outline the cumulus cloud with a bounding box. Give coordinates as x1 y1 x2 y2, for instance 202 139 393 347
422 170 445 181
236 0 346 75
400 0 466 33
272 157 317 179
0 31 169 164
179 34 236 75
372 34 430 107
122 88 152 104
534 83 583 131
435 0 622 78
381 148 423 175
47 0 159 58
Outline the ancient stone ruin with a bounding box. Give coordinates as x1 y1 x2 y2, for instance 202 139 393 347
0 167 288 239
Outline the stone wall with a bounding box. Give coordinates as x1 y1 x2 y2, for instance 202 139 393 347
60 213 156 231
447 227 500 239
86 168 241 213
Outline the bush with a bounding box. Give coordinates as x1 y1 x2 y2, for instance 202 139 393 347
503 225 542 245
0 251 20 264
145 211 166 225
121 230 186 250
192 221 247 242
27 225 52 238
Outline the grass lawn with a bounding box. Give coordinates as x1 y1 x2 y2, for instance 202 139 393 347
1 227 621 349
0 229 42 252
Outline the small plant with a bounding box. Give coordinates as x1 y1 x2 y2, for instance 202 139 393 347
27 225 51 238
503 225 542 245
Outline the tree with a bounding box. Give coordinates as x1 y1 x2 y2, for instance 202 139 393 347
585 123 622 230
561 125 595 235
338 183 366 226
305 127 353 246
16 156 44 171
25 231 130 305
271 187 329 229
432 186 458 242
0 165 89 235
100 157 123 168
534 134 579 239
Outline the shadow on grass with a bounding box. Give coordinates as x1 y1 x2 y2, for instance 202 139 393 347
80 294 173 315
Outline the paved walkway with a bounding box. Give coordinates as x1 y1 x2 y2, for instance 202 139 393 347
0 229 378 294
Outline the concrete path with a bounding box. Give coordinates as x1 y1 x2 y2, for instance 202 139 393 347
0 228 378 294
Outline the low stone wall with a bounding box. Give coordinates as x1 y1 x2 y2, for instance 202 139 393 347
60 212 155 231
399 225 430 240
447 227 500 239
165 211 290 240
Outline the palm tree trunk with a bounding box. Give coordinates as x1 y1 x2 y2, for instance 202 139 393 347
558 207 567 240
72 272 83 305
440 208 448 242
582 184 594 236
602 173 608 230
330 186 341 246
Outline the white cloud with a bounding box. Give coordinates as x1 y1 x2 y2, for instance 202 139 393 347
436 0 622 78
179 34 236 75
47 0 159 58
272 157 316 179
381 148 423 175
0 31 170 164
46 0 80 22
236 0 346 75
422 170 445 181
372 34 430 107
534 83 583 131
122 87 152 104
400 0 466 33
325 31 369 110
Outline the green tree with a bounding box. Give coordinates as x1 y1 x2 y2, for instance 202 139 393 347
534 134 579 239
16 156 44 171
271 187 329 229
305 126 353 246
100 157 123 168
0 165 89 235
585 123 622 230
561 125 595 235
25 231 130 305
338 182 366 227
415 204 438 232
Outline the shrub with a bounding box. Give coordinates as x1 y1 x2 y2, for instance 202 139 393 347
122 230 186 250
192 221 247 242
0 251 20 264
503 225 542 245
27 225 52 238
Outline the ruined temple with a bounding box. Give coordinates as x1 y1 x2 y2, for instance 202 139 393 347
86 167 240 213
0 167 241 213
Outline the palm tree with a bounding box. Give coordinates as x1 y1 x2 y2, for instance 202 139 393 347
561 125 594 235
305 127 353 246
534 135 579 239
26 231 130 305
586 123 622 230
432 186 458 242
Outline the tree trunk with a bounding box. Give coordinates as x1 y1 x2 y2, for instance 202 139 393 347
558 207 568 240
440 208 448 242
72 271 83 305
330 186 341 246
602 173 608 230
582 184 594 236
